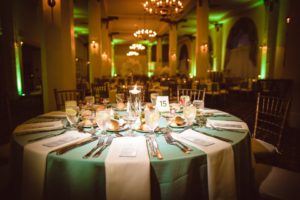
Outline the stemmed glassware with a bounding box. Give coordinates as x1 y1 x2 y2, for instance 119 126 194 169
145 109 160 135
65 101 79 127
95 110 111 135
123 111 138 136
183 105 197 126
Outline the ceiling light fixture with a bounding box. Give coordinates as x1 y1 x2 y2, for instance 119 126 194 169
133 28 157 40
129 44 146 51
127 51 139 56
143 0 183 18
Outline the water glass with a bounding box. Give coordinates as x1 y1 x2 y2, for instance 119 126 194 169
145 110 160 134
150 93 159 106
193 100 204 110
183 105 197 126
123 113 138 136
180 96 191 106
65 101 78 126
95 110 111 134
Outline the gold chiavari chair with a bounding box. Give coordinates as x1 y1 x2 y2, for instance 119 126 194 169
53 89 85 110
91 84 109 99
251 93 291 161
177 88 206 103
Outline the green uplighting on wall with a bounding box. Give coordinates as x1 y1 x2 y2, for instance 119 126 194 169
148 62 155 77
213 57 217 71
191 61 196 77
111 38 126 45
14 42 23 96
111 45 116 76
260 53 267 79
74 26 88 35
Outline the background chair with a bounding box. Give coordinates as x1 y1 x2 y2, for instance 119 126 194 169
177 88 206 103
53 88 85 110
91 84 109 99
254 163 300 200
251 93 291 162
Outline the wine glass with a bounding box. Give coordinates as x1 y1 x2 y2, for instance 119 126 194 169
145 110 160 135
123 112 138 136
183 105 197 126
65 107 79 127
95 110 111 135
116 93 125 103
150 93 159 106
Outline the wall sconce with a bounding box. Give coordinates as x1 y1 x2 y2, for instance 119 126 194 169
102 52 108 61
86 61 90 65
171 53 176 61
286 16 291 24
48 0 56 22
75 57 79 62
91 40 98 49
200 43 208 53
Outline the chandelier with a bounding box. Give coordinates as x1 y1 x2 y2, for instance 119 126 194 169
143 0 183 18
129 44 146 51
127 51 139 56
133 28 157 40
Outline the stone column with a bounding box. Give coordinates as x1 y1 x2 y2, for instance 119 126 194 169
195 0 209 78
88 0 102 83
156 36 162 68
169 24 177 75
41 0 76 111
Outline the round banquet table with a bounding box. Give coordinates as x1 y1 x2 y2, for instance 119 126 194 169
11 109 252 200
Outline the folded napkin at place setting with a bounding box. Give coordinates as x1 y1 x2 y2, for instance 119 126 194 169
105 136 150 200
40 111 67 118
172 129 237 200
21 131 91 200
14 120 64 135
207 119 249 130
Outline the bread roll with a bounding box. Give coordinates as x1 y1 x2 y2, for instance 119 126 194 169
95 105 105 111
174 116 185 126
116 102 125 109
109 119 120 130
145 103 154 110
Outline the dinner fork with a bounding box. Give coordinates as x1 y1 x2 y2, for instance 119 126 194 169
92 136 114 158
164 134 190 154
82 137 105 159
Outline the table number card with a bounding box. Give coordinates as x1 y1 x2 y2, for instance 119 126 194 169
156 96 170 112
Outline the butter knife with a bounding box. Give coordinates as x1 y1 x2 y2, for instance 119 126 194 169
151 136 163 160
146 136 156 157
55 136 98 155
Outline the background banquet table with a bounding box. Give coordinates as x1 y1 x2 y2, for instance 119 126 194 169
11 111 252 200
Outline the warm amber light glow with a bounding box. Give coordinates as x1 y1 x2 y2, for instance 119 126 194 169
143 0 183 18
200 43 208 53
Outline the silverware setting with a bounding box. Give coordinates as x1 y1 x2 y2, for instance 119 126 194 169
146 135 163 160
161 128 192 154
82 137 105 159
93 136 114 158
55 136 99 155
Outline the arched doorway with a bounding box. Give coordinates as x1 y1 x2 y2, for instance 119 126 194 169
225 17 258 78
178 44 189 75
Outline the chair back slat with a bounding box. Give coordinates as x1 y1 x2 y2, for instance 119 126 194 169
253 93 291 152
54 89 85 110
177 88 206 103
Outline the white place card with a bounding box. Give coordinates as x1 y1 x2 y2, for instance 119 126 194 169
155 96 170 112
119 143 137 157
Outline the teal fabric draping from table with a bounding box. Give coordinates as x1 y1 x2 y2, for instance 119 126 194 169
12 112 252 200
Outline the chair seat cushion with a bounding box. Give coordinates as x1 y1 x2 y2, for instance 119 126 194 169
251 138 276 157
255 163 300 200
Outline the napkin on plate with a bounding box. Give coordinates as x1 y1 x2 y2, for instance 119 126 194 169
14 121 64 135
105 136 150 200
21 131 91 200
207 119 248 130
172 129 237 200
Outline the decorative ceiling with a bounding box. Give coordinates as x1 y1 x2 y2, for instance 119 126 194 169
73 0 263 44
